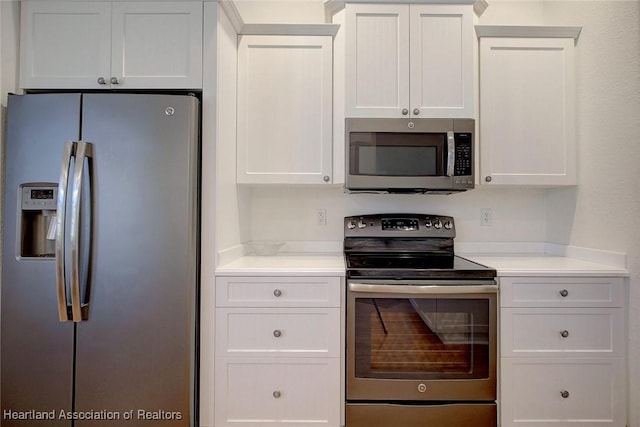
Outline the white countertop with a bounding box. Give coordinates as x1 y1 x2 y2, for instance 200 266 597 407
463 254 629 277
215 253 346 276
215 251 628 277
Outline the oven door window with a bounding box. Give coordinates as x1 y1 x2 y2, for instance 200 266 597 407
349 132 445 176
353 297 490 380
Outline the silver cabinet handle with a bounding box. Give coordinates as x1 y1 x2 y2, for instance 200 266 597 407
561 390 570 399
560 289 569 297
323 175 330 182
485 176 492 182
55 142 75 322
273 289 282 297
273 329 282 338
273 391 281 398
97 77 107 85
413 108 420 116
110 77 120 85
561 330 570 338
401 108 409 116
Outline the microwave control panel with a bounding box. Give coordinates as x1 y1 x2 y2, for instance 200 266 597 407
454 133 472 176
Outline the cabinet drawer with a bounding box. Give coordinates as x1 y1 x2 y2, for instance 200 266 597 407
501 358 625 427
214 358 341 427
500 277 624 307
501 308 623 357
216 276 341 308
216 308 341 357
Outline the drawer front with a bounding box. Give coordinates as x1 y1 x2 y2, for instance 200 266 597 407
500 277 624 308
501 358 625 427
216 308 341 357
501 308 623 357
216 276 341 308
214 358 341 426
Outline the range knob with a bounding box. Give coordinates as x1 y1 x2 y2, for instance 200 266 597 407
424 220 432 228
444 221 453 230
347 220 356 229
357 220 367 229
434 220 443 229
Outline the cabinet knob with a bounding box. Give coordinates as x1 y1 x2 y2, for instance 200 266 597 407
273 289 282 297
273 329 282 338
401 108 409 116
323 175 330 183
110 77 120 85
485 176 493 183
97 77 107 85
273 390 282 399
560 289 569 297
413 108 420 116
560 330 570 338
560 390 570 399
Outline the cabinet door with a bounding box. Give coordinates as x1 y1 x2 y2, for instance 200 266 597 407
110 2 203 89
410 5 473 118
237 35 333 184
501 358 626 427
479 37 576 186
20 2 112 89
345 4 410 118
215 358 341 427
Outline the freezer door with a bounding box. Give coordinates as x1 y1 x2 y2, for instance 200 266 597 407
74 94 199 426
1 93 81 427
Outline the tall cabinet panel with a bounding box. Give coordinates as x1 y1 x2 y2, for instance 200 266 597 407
236 35 333 184
477 27 581 186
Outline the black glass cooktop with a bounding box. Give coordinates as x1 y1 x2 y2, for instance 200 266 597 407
345 254 496 280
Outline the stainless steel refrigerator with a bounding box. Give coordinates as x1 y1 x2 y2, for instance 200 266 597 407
1 93 199 426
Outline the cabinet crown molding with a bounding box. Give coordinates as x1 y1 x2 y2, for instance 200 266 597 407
326 0 484 18
475 25 582 41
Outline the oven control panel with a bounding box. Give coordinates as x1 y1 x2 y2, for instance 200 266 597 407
345 214 455 238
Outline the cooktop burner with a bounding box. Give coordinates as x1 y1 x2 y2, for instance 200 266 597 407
344 214 496 280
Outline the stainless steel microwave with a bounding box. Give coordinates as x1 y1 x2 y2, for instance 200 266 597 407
345 118 475 193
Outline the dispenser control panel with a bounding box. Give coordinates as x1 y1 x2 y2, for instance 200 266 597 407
22 185 57 210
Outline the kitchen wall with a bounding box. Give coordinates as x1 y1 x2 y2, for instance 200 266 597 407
229 1 640 425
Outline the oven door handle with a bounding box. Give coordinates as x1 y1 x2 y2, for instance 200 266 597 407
348 282 498 294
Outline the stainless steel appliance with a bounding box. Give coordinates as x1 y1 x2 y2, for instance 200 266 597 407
345 118 474 193
1 93 199 426
344 214 497 427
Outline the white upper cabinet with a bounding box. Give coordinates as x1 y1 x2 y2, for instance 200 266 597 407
237 34 334 185
20 2 203 89
345 3 474 118
477 27 581 186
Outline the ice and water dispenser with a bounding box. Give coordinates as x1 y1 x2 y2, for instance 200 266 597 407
19 183 58 258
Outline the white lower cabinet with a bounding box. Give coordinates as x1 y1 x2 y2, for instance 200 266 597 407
215 276 342 427
499 277 626 427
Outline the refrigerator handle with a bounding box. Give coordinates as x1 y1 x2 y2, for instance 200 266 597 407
55 142 76 322
70 141 94 322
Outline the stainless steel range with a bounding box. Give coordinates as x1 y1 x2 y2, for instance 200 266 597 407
344 214 498 427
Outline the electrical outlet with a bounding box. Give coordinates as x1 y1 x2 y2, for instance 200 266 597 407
481 208 492 226
317 208 327 226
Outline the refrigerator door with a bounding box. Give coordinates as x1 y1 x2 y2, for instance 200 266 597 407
1 93 81 426
73 94 199 426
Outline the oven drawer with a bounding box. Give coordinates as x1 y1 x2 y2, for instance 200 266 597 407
501 308 624 357
500 277 624 308
501 358 625 426
216 308 340 357
214 358 341 427
346 402 496 427
216 276 341 308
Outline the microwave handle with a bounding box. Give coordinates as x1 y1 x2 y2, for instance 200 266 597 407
446 131 455 177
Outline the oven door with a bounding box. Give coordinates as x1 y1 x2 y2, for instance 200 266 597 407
346 280 497 402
